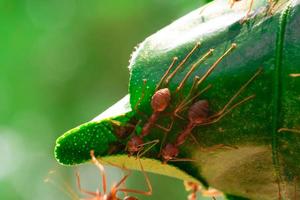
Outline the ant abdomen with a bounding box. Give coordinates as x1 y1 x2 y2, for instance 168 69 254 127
151 88 171 112
188 100 209 124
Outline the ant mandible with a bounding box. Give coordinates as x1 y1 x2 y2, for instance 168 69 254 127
161 67 263 163
75 150 152 200
127 42 215 157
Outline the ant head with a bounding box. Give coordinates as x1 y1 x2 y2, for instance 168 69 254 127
151 88 171 112
161 143 179 163
188 100 209 124
127 136 144 155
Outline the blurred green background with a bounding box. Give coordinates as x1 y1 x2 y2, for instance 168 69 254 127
0 0 216 199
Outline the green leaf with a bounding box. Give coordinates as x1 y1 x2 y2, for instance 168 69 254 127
55 0 300 198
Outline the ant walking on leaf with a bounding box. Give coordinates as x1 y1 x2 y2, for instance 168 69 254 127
161 67 263 163
75 150 152 200
127 42 238 159
126 42 215 157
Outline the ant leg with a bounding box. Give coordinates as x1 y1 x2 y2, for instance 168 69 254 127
75 171 99 197
245 0 254 19
165 42 201 85
90 150 107 194
199 144 238 152
155 57 178 91
155 120 174 132
176 48 214 92
174 83 212 119
196 43 237 88
44 170 79 200
158 132 169 157
278 128 300 134
290 73 300 77
118 158 153 196
203 94 255 125
167 158 197 163
209 67 262 120
174 76 201 115
229 0 236 8
110 120 136 128
137 139 160 158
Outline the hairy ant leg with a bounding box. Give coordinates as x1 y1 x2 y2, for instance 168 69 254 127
44 170 79 200
229 0 254 17
161 67 262 163
176 48 214 92
77 150 152 200
169 43 237 133
173 43 237 119
165 42 201 85
202 67 262 125
290 73 300 77
278 128 300 134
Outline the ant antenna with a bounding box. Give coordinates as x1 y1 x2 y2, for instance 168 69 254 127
155 57 178 91
176 48 214 92
44 170 79 200
137 139 160 158
196 43 237 88
165 42 201 85
278 128 300 134
199 67 262 126
215 67 262 116
246 0 255 18
118 157 152 196
290 73 300 77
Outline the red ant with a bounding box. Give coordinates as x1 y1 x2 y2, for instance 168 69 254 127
75 150 152 200
161 67 263 163
127 43 239 158
127 42 215 157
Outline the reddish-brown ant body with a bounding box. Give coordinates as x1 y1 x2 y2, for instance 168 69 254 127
128 43 238 158
161 68 263 163
76 150 152 200
127 42 214 156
